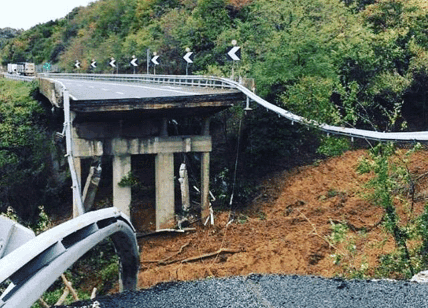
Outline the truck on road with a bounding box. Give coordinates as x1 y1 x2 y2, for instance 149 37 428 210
7 62 35 76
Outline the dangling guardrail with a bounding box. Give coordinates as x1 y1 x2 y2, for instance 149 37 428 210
0 208 139 308
40 73 428 142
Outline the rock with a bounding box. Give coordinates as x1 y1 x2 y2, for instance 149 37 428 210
411 271 428 283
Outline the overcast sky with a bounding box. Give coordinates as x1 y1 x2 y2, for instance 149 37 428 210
1 0 96 30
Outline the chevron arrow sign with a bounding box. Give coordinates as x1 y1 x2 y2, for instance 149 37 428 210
151 55 160 65
227 46 241 61
130 57 138 67
183 52 193 64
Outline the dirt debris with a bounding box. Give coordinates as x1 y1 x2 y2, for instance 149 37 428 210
133 149 428 290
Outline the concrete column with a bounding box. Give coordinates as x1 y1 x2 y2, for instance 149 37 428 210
113 155 132 217
201 117 211 222
72 157 81 218
155 153 175 230
201 152 210 221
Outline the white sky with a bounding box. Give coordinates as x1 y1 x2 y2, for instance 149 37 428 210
1 0 96 30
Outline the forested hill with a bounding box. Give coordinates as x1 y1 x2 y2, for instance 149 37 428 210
0 28 22 49
3 1 428 159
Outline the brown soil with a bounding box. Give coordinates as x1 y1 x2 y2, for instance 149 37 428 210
135 149 428 290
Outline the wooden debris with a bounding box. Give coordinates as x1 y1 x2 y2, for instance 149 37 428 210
55 287 70 306
38 298 50 308
181 248 241 263
159 241 191 265
61 274 79 301
91 287 97 300
141 247 242 266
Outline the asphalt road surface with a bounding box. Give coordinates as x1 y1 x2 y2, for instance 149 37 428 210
57 79 238 101
57 274 428 308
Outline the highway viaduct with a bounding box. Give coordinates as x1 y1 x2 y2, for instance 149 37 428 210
38 73 245 230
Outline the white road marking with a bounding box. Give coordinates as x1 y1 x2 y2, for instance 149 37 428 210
116 92 124 95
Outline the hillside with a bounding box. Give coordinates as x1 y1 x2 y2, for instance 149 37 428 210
0 28 21 57
134 148 428 290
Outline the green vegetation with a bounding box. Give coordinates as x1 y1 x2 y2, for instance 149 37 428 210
0 79 67 221
327 142 428 280
357 143 418 279
3 0 428 292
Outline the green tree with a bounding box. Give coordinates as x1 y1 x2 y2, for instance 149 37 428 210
0 80 56 221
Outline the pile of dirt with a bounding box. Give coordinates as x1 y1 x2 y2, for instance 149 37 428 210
134 149 428 289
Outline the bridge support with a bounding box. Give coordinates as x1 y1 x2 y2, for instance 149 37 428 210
72 157 82 218
201 118 211 222
155 153 175 229
113 155 132 218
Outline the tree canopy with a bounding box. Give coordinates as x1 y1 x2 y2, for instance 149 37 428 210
2 0 428 129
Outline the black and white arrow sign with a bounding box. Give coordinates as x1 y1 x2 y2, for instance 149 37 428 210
151 55 160 65
130 57 138 67
109 58 116 68
227 46 241 61
183 52 193 64
91 60 97 69
75 60 80 69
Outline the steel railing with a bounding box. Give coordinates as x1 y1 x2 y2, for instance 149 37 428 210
0 208 139 308
39 73 236 89
10 71 428 142
3 74 35 82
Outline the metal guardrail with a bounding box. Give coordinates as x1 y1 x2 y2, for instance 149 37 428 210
0 208 139 308
39 73 236 89
221 78 428 142
3 74 35 82
40 73 428 142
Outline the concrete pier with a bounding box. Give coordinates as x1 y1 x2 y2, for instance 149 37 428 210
113 155 131 218
155 153 175 229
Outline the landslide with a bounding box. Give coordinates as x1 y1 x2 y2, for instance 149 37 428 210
134 149 428 289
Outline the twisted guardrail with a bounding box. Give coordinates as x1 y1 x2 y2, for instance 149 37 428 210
41 73 428 142
0 208 139 308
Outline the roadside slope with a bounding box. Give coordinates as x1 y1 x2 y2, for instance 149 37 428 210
136 148 428 289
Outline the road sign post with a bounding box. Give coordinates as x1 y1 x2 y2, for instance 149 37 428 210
183 48 193 75
109 57 117 74
151 52 159 75
227 40 241 80
130 55 138 74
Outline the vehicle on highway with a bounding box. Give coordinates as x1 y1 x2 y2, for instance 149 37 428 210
7 62 35 76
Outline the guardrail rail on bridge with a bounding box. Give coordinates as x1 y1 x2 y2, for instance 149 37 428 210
0 208 139 308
